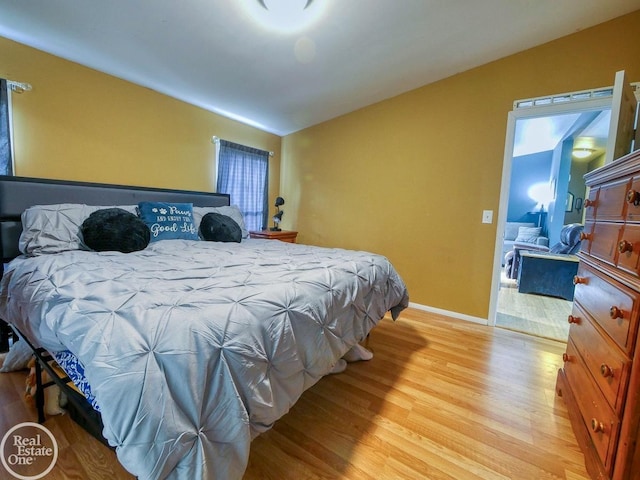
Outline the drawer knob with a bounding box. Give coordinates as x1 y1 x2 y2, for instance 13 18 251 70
579 232 591 241
584 199 596 208
600 364 614 378
567 315 580 324
627 189 640 205
562 353 571 362
591 418 605 433
618 240 633 254
610 306 624 319
573 276 586 285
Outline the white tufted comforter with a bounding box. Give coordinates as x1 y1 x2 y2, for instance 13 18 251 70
0 239 408 479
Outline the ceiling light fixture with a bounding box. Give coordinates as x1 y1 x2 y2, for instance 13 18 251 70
257 0 314 9
241 0 325 33
572 148 595 159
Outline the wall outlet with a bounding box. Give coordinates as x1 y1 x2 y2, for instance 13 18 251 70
482 210 493 224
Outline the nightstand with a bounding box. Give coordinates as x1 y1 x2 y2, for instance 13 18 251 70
249 230 298 243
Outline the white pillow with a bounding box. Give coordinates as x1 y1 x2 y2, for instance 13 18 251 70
193 205 249 239
19 204 137 255
0 339 32 372
515 226 542 243
504 222 535 241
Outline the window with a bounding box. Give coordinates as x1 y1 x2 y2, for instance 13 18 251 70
216 139 269 232
0 79 13 176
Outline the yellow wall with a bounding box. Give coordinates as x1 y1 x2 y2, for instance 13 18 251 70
0 36 281 197
281 10 640 319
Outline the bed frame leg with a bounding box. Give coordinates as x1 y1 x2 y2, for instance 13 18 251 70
34 360 46 424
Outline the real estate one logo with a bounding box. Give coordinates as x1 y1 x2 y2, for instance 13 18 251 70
1 422 58 480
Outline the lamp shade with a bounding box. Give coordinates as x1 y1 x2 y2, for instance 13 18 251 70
528 182 554 210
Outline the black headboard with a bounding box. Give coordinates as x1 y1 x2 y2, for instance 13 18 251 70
0 175 230 264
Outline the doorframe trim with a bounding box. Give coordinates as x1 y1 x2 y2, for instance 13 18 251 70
488 96 613 328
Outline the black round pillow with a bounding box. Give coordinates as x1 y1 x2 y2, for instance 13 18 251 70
200 212 242 243
81 208 151 253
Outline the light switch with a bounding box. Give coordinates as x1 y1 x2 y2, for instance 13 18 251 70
482 210 493 224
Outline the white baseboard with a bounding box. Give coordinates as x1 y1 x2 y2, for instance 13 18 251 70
408 302 489 326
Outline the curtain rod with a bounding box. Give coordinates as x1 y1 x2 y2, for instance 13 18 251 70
212 136 274 157
6 80 32 94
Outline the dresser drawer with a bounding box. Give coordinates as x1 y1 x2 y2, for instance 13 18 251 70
573 263 640 354
625 176 640 222
563 338 621 473
568 303 632 415
593 178 631 221
584 187 598 221
589 222 622 266
617 223 640 276
579 222 594 255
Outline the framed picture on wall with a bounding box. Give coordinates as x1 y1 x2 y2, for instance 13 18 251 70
565 192 574 212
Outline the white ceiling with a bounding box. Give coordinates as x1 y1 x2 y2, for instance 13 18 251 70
514 110 611 159
1 0 639 136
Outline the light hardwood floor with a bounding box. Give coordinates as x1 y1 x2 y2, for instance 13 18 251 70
0 308 589 479
496 274 573 342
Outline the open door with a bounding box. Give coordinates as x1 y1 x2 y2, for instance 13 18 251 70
605 70 638 164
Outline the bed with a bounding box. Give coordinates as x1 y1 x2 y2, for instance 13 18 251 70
0 175 409 479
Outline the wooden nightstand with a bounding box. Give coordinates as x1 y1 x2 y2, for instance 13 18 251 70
249 230 298 243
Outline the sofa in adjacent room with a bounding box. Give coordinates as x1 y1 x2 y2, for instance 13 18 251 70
504 223 584 283
502 222 549 265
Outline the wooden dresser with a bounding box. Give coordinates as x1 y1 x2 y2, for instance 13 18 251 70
557 148 640 480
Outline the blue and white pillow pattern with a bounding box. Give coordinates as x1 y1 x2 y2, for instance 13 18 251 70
137 202 199 242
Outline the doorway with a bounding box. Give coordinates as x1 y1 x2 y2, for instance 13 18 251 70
489 91 616 341
489 71 639 341
496 110 609 341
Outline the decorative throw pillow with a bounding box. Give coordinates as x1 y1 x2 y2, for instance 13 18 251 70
515 226 542 243
138 202 199 242
19 203 137 255
81 208 151 253
193 205 249 239
504 222 535 241
200 212 242 243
